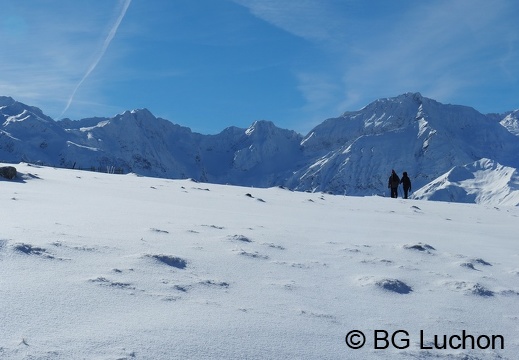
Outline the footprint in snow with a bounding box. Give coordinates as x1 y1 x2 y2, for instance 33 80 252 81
459 258 492 271
12 243 60 259
192 187 210 191
201 224 225 230
245 193 266 202
263 243 285 250
460 262 480 271
444 281 494 297
89 277 135 290
236 250 269 260
375 278 413 294
360 258 394 266
358 276 412 295
472 258 492 266
403 243 436 253
199 280 230 288
146 254 188 269
150 228 169 234
299 310 338 323
228 234 253 243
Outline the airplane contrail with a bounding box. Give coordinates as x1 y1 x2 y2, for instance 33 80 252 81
60 0 132 118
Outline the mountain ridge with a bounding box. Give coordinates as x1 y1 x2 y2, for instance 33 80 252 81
1 93 518 205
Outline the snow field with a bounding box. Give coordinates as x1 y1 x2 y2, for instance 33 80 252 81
0 163 518 359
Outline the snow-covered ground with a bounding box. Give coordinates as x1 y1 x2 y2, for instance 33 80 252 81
1 163 518 359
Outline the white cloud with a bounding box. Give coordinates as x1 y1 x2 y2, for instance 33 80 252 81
232 0 345 44
339 0 517 108
235 0 519 119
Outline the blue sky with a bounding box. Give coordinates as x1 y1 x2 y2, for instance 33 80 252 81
1 0 518 134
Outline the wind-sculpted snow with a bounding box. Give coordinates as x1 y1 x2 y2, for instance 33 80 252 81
0 163 518 359
1 94 519 205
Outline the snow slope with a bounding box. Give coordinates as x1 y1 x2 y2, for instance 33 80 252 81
414 158 519 206
1 163 518 359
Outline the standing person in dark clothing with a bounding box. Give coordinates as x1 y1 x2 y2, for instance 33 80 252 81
388 170 400 198
400 171 412 199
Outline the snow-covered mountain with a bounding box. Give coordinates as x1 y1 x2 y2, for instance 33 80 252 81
1 93 519 205
290 93 519 197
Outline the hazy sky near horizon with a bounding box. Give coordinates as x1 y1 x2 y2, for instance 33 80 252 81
1 0 518 134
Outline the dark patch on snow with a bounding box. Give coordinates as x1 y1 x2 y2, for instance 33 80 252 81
228 234 253 243
23 173 42 180
200 280 230 288
404 243 436 252
361 258 393 265
263 243 285 250
201 224 225 230
460 262 479 271
150 228 169 234
284 261 327 269
173 285 191 292
375 279 413 294
72 245 98 252
451 281 495 297
245 193 254 198
470 283 494 297
89 277 134 289
192 187 210 191
256 198 266 203
500 290 519 296
473 258 492 266
13 243 55 259
343 248 361 253
300 310 337 322
237 250 269 260
148 254 188 269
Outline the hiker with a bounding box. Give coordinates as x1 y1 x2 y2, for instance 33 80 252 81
400 171 412 199
388 170 400 198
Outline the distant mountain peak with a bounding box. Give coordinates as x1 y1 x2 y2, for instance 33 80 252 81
0 96 52 124
1 93 519 205
245 120 278 136
0 96 16 107
118 108 155 119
